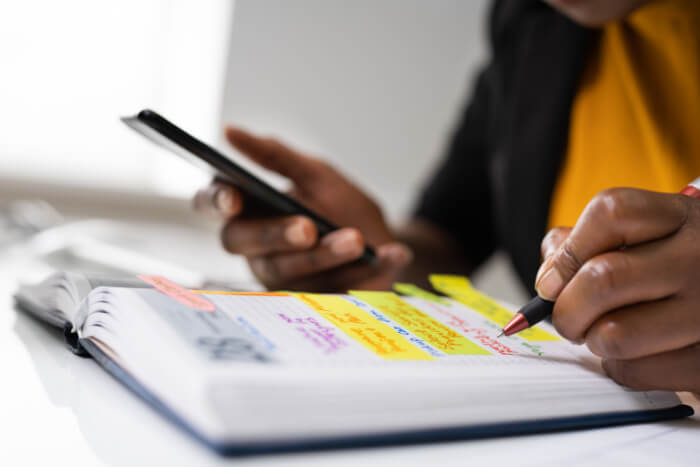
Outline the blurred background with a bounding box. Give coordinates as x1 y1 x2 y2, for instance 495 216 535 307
0 0 528 303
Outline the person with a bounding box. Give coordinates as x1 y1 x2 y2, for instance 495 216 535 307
194 0 700 394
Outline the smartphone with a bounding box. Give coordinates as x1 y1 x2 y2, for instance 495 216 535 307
121 109 376 264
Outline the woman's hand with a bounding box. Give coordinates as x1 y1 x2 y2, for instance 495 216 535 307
193 126 412 292
536 187 700 393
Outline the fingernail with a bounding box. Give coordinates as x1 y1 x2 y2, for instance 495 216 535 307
284 222 309 246
535 261 548 285
329 231 362 257
536 267 564 300
216 189 235 215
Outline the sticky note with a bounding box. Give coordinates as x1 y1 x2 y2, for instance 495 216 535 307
429 275 560 341
139 275 215 312
393 282 451 305
349 291 491 355
190 291 290 296
295 294 433 360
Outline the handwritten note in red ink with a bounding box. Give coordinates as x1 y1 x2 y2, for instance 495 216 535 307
138 275 216 312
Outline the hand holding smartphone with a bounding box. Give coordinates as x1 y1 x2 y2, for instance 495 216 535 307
121 109 377 264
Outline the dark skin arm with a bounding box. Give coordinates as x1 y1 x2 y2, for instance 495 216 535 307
193 126 472 292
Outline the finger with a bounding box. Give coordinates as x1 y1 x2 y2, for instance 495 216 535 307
540 226 572 262
225 126 324 186
312 242 412 291
602 343 700 393
536 188 689 300
280 242 412 292
585 297 700 360
536 227 572 284
221 215 317 256
249 228 366 286
193 182 243 218
552 238 687 342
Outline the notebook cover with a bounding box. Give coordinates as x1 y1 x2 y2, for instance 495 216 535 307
78 338 694 456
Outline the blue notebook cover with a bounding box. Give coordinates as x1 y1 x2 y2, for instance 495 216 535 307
78 338 694 457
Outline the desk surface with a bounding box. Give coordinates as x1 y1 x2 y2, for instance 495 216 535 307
2 254 699 467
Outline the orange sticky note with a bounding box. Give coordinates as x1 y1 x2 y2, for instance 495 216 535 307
138 275 216 312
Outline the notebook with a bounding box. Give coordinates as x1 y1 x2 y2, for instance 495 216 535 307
13 272 693 455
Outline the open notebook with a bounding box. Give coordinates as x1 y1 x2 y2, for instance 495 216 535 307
14 273 692 455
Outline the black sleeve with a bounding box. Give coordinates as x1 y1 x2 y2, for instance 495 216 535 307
413 0 543 271
413 65 497 270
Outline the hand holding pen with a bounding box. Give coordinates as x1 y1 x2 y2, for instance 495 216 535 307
501 180 700 395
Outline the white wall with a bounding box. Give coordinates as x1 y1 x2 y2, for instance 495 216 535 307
220 0 489 220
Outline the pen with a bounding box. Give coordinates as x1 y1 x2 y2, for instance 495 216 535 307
498 177 700 338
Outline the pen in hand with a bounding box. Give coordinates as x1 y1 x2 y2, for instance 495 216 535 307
498 177 700 338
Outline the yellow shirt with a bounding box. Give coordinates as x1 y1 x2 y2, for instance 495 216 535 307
548 0 700 229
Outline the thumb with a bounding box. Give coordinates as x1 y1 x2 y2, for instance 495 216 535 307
535 226 572 300
539 226 572 263
225 126 322 186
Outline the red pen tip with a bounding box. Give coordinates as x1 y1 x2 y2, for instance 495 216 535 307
501 313 530 337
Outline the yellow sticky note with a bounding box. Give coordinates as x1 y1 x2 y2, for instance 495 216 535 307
350 291 491 355
294 293 433 360
429 275 560 342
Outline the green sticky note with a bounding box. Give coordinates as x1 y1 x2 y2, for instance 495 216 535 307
393 283 451 305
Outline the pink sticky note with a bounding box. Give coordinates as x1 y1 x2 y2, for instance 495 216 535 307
138 275 216 312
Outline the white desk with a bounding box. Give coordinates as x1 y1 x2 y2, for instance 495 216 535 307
2 254 699 467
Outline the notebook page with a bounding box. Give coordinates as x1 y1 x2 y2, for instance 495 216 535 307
117 288 610 391
78 287 683 442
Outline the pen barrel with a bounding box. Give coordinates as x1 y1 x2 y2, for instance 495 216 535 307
518 296 555 326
